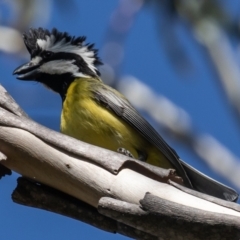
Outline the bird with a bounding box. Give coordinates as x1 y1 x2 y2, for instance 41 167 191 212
13 27 238 202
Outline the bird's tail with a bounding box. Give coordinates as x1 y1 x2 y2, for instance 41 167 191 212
180 160 239 202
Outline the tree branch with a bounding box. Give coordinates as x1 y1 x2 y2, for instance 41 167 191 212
0 84 239 239
12 177 155 240
99 194 240 240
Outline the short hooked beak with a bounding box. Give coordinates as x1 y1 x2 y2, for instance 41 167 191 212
13 61 40 80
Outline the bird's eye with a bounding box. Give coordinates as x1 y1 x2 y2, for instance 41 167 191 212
42 51 53 59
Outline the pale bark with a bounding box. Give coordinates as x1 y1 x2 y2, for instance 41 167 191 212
0 84 240 239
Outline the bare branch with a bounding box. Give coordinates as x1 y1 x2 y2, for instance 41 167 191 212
99 194 240 240
169 180 240 212
13 177 155 240
0 84 240 239
140 193 240 240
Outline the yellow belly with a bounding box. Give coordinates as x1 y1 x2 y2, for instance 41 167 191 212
61 78 173 169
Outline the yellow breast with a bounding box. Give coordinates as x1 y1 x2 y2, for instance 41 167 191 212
60 78 173 169
61 78 141 158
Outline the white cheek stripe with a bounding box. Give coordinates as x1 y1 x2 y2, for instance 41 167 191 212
39 59 90 78
37 36 97 75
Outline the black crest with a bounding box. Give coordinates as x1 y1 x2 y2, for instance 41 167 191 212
22 27 102 67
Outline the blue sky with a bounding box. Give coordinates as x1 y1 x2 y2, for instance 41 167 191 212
1 0 240 239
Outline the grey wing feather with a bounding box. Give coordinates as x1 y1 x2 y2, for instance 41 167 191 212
93 84 239 202
93 85 192 187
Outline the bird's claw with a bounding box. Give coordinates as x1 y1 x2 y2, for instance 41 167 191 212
117 148 134 158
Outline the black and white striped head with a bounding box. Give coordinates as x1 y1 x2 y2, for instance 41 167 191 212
13 28 102 96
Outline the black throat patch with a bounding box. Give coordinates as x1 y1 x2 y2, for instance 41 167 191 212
38 73 75 101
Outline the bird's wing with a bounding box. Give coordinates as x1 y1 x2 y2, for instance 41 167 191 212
93 84 191 186
93 84 239 202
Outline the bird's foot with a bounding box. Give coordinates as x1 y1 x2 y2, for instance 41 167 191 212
117 148 134 158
